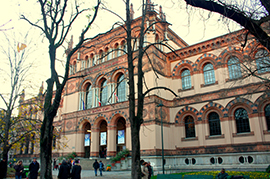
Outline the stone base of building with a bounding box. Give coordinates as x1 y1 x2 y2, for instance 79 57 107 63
129 152 270 171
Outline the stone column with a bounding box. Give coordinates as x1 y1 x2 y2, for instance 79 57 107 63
107 125 117 158
90 128 99 159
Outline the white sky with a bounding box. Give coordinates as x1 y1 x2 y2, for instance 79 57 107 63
0 0 241 112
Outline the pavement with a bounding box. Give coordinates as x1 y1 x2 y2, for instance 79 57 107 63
52 170 132 179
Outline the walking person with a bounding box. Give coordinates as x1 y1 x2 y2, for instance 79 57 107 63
92 159 99 176
14 160 24 179
147 162 153 179
141 162 149 179
58 159 70 179
71 159 81 179
53 158 56 170
29 157 39 179
99 160 104 176
0 157 7 179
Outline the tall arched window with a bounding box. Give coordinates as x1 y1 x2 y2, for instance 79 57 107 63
185 115 196 138
181 69 191 90
208 112 221 136
86 84 92 109
100 80 108 106
264 104 270 130
235 108 250 133
228 56 242 79
117 74 126 102
255 49 270 73
203 63 215 85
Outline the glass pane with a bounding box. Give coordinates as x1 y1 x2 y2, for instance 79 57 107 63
185 115 196 138
181 69 191 90
228 57 242 79
256 50 270 73
100 80 108 106
208 112 221 135
235 108 250 133
203 63 215 85
117 74 126 102
265 104 270 130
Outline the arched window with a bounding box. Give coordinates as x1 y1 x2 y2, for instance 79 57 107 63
100 80 108 106
255 49 270 73
228 56 242 79
208 112 221 136
203 63 215 85
185 115 196 138
121 41 127 56
115 44 120 57
117 74 126 102
86 84 92 109
264 104 270 130
181 69 191 90
235 108 250 133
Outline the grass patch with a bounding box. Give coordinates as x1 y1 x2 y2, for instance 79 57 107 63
151 171 270 179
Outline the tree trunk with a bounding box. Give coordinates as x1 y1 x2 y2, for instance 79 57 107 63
131 119 141 179
40 114 54 179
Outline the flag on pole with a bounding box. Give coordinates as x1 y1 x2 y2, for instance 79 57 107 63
95 93 102 107
114 92 118 102
82 99 85 110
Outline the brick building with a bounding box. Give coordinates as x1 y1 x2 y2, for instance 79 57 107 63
18 1 270 170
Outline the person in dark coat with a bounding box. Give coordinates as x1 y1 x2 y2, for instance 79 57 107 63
217 168 229 179
14 160 24 179
0 157 7 179
92 159 99 176
71 159 81 179
29 157 39 179
58 159 70 179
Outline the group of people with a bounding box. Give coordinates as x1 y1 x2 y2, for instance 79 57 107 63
0 157 40 179
57 159 82 179
92 160 104 176
140 160 153 179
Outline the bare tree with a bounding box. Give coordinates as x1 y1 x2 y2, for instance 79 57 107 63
183 0 270 86
184 0 270 51
0 32 38 176
21 0 101 178
103 1 179 178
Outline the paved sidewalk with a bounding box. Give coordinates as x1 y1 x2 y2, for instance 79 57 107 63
52 170 132 179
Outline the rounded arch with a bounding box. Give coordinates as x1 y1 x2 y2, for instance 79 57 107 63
225 98 256 118
93 116 108 129
77 117 91 130
109 111 129 125
111 69 126 83
218 46 244 65
79 76 94 90
172 60 194 78
255 93 270 114
243 40 261 57
175 106 199 126
199 102 225 120
96 76 108 88
194 53 218 72
120 40 126 46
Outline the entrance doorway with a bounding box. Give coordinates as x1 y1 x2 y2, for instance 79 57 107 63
99 120 107 158
116 117 126 153
83 122 91 158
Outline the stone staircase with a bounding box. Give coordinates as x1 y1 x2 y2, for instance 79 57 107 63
77 157 130 171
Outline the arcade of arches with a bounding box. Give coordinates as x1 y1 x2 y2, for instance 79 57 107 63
82 117 126 158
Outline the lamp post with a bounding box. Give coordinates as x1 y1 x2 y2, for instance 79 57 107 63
157 102 165 174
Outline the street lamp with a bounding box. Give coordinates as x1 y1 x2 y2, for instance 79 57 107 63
157 102 165 174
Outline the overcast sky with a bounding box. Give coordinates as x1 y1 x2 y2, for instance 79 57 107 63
0 0 241 112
